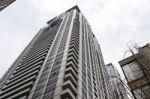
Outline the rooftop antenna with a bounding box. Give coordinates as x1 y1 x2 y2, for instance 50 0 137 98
123 41 139 58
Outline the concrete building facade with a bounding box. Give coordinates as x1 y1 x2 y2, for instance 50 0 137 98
106 63 130 99
0 6 111 99
0 0 15 11
119 44 150 99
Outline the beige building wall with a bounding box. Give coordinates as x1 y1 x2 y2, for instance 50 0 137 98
119 44 150 99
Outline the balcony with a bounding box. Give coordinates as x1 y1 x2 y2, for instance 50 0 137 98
15 61 43 73
65 68 78 81
17 58 44 70
64 73 78 88
21 52 47 64
67 57 78 69
6 70 39 85
62 81 77 96
3 75 36 90
61 89 75 99
66 62 78 74
11 65 40 79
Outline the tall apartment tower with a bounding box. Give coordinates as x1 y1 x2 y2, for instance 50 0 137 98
0 0 15 11
0 6 110 99
106 63 130 99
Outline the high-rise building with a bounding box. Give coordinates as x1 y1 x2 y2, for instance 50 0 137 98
106 63 130 99
0 6 111 99
119 44 150 99
0 0 15 11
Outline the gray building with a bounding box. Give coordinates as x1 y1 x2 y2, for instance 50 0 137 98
0 6 111 99
119 44 150 99
0 0 15 11
106 63 130 99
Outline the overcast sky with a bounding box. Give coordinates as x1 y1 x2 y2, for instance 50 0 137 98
0 0 150 78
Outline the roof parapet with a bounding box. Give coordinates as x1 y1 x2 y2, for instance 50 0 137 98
66 5 81 12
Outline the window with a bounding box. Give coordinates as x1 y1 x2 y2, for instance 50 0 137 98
122 61 144 82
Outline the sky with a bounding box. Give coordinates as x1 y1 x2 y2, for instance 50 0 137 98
0 0 150 78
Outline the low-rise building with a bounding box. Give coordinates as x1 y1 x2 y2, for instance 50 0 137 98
119 44 150 99
0 0 15 11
